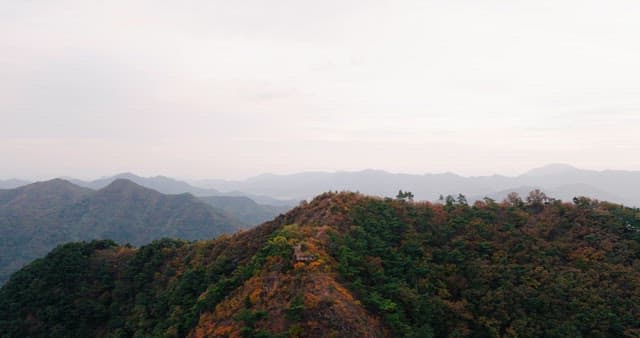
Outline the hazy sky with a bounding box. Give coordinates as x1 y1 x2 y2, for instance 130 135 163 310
2 0 640 180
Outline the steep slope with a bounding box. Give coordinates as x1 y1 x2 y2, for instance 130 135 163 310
60 179 239 244
199 195 291 225
0 179 241 284
0 193 382 337
0 180 94 283
2 192 639 337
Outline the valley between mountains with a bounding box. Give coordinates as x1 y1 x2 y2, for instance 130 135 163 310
0 179 286 284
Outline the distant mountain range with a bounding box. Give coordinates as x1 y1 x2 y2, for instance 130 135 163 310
4 164 640 207
0 178 289 284
66 173 219 196
67 173 297 206
191 164 640 206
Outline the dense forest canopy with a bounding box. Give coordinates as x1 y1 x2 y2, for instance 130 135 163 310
1 191 639 337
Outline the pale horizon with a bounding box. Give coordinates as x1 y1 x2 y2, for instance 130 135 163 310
3 1 640 180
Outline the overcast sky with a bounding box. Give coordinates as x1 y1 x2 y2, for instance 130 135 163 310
2 0 640 180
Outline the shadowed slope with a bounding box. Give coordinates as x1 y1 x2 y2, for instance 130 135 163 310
0 179 241 284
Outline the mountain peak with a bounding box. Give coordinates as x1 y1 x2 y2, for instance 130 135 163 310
0 179 92 221
24 178 90 194
112 172 143 180
100 178 150 193
37 177 73 186
522 163 580 177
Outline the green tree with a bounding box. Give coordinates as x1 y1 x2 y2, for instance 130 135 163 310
396 190 414 202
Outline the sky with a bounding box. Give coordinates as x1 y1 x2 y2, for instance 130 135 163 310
2 0 640 180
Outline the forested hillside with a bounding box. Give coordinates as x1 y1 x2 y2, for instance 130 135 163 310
0 179 240 284
1 191 639 337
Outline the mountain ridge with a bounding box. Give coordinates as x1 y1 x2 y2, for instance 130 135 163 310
4 164 640 206
69 172 297 206
2 191 639 337
192 165 640 206
0 178 243 284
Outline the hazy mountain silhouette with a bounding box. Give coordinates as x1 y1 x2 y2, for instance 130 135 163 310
4 163 639 207
520 163 582 177
192 164 640 206
69 172 220 196
70 173 296 206
0 179 242 284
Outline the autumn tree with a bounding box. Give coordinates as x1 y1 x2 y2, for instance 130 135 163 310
505 192 524 208
526 189 550 213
